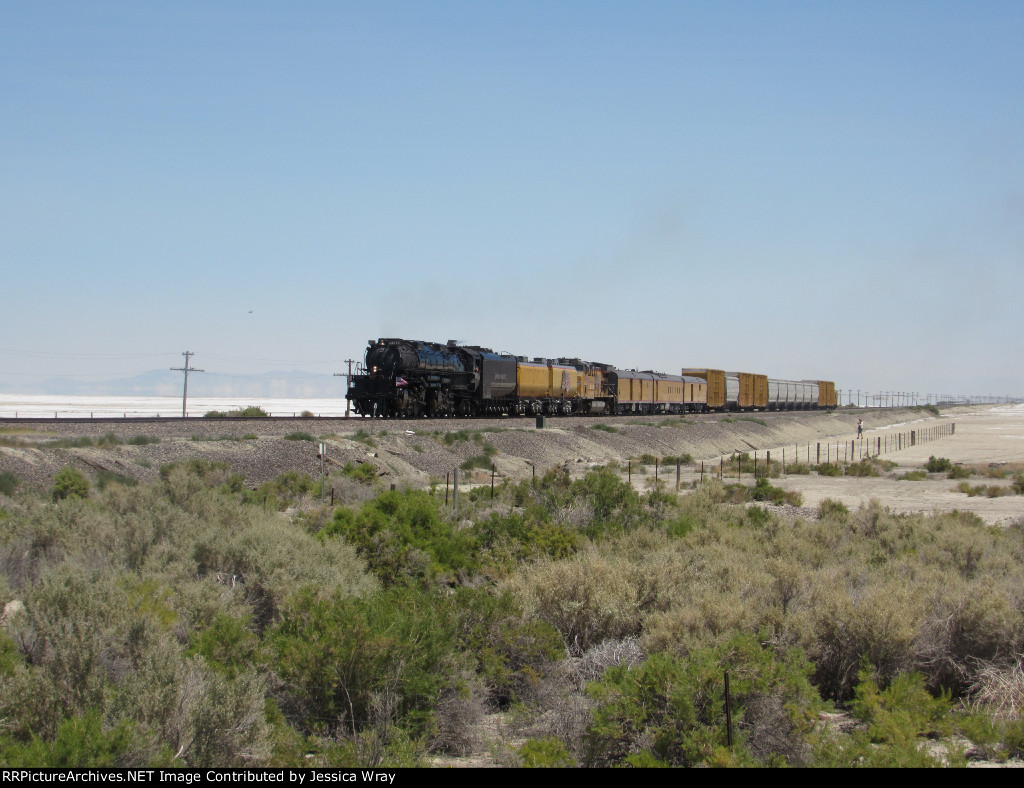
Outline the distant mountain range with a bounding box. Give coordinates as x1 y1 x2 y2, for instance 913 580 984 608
0 369 349 398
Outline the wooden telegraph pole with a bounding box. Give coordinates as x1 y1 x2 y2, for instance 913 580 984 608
171 351 204 418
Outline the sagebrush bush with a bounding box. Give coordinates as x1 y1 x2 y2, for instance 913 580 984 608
52 466 89 501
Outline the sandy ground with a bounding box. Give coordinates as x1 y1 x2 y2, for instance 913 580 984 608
760 404 1024 526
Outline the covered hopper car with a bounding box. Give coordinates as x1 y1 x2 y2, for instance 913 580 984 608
347 337 836 418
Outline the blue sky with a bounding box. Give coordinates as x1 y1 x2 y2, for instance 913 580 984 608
1 1 1021 401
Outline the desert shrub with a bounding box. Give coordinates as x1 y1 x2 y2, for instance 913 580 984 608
95 470 137 491
850 667 952 746
925 456 953 473
519 737 576 767
471 510 579 572
187 611 260 680
266 586 460 739
898 470 927 481
504 553 641 654
955 482 1012 498
283 432 315 442
160 459 232 485
203 406 268 418
583 632 820 767
322 489 476 586
0 709 141 767
570 467 649 537
52 466 89 501
340 462 377 484
807 576 923 702
636 453 659 466
126 435 160 446
590 424 618 434
749 477 802 506
947 465 973 480
0 471 20 496
815 463 842 477
969 658 1024 719
460 454 493 472
351 429 376 447
817 498 850 520
845 460 880 477
446 587 563 708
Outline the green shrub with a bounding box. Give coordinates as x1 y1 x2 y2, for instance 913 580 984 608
460 454 494 472
0 471 20 496
947 465 973 479
95 470 137 490
351 429 376 447
898 471 927 481
845 460 880 477
340 462 377 484
204 406 268 418
851 667 952 745
519 737 576 767
591 424 618 434
322 489 477 585
750 477 802 506
925 456 953 473
584 633 821 767
52 466 89 501
817 498 850 520
816 463 842 477
283 432 315 442
0 709 139 767
126 435 160 446
266 586 460 738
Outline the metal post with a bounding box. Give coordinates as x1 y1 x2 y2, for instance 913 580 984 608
319 443 326 503
724 671 733 748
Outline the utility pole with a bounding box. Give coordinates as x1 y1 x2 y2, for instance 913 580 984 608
171 351 204 418
334 358 357 418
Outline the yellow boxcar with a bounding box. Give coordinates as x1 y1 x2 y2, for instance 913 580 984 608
816 380 837 408
682 369 726 410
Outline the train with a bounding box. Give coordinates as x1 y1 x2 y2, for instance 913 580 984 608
346 337 837 419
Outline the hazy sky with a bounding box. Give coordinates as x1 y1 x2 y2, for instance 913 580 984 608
2 1 1022 400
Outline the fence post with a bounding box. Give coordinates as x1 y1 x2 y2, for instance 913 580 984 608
724 671 733 748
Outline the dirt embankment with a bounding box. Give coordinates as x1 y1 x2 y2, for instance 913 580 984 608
6 405 1022 526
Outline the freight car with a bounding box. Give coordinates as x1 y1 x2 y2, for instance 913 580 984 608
346 337 836 418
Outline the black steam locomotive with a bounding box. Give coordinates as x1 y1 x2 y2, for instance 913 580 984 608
347 338 518 418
